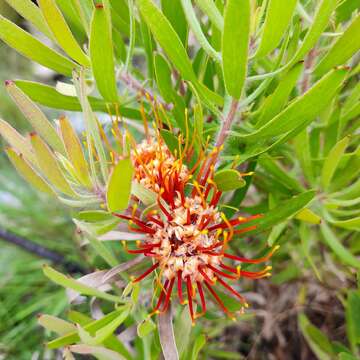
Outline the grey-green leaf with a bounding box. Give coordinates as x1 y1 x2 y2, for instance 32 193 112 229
0 15 77 76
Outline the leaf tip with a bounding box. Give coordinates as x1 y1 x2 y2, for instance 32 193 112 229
4 80 14 87
95 3 104 9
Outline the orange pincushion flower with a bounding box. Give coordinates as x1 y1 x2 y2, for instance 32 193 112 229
115 131 277 322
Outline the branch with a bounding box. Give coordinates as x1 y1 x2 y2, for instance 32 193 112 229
0 227 87 274
119 73 173 111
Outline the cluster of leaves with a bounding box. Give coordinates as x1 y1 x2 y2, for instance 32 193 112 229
0 0 359 359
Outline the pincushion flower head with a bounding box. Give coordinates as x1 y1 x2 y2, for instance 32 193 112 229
0 77 276 323
114 124 278 323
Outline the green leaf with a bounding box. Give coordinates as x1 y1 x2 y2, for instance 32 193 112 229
6 80 66 156
137 0 223 107
236 68 348 142
213 169 246 192
5 147 55 196
339 353 358 360
320 222 360 269
160 0 188 45
59 116 91 187
315 14 360 76
14 81 141 119
289 0 338 65
90 3 119 102
258 154 305 193
160 129 179 155
346 291 360 351
194 0 223 31
0 118 36 164
137 318 156 338
137 0 195 82
295 208 322 225
74 70 109 183
321 136 350 190
4 0 54 39
0 15 77 76
181 0 221 63
107 158 134 212
43 265 121 302
131 181 157 205
69 345 126 360
38 315 76 336
91 305 131 344
174 307 192 356
236 190 316 235
298 313 333 360
47 309 125 348
38 0 90 66
30 132 76 197
76 210 114 222
222 0 250 99
256 62 304 128
191 334 206 360
255 0 297 58
154 52 174 103
330 217 360 231
75 220 118 266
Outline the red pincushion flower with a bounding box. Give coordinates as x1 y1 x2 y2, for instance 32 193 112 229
114 133 277 323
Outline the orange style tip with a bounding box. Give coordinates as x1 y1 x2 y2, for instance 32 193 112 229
273 245 280 251
231 317 236 322
191 321 196 327
266 266 272 271
244 302 249 308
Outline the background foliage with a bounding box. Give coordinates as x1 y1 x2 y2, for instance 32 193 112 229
0 0 359 359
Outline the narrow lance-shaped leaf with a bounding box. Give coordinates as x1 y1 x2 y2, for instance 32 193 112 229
256 62 304 128
194 0 223 31
74 70 109 183
236 68 348 142
4 0 54 39
346 291 360 350
14 80 141 119
0 15 77 76
289 0 338 66
222 0 250 99
315 14 360 76
137 0 196 82
47 309 125 349
90 3 119 102
320 222 360 269
5 147 55 196
43 265 121 302
181 0 221 63
38 0 90 66
30 132 76 197
137 0 223 108
5 80 66 156
255 0 297 58
154 52 174 103
321 136 350 190
0 119 36 164
38 315 77 336
59 116 91 188
107 158 134 212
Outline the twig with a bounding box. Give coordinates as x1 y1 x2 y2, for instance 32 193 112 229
119 72 173 111
301 48 317 93
215 98 239 149
0 227 87 274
